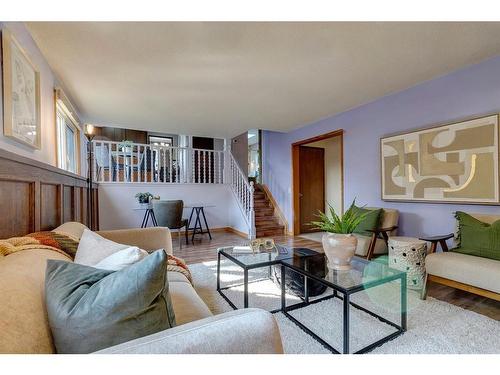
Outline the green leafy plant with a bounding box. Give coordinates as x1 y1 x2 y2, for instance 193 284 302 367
135 192 153 204
310 200 370 234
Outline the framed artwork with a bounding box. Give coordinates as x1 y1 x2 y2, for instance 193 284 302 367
2 29 41 149
381 114 500 204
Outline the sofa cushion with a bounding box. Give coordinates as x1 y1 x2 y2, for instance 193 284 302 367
353 206 382 237
0 249 69 354
45 250 176 353
169 280 212 325
74 229 131 266
426 251 500 293
454 211 500 261
94 246 149 271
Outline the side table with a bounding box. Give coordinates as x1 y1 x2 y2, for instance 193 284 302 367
419 233 454 254
388 236 427 290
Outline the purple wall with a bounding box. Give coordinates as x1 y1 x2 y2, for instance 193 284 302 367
262 55 500 237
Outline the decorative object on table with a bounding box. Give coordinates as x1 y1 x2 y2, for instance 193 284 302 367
381 114 500 204
273 247 327 298
250 238 276 253
311 200 370 271
135 192 153 204
2 29 41 149
388 236 427 290
231 245 254 254
118 140 134 152
152 200 188 248
84 124 96 229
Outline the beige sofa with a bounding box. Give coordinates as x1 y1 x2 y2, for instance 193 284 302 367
425 213 500 301
0 222 283 354
354 208 399 259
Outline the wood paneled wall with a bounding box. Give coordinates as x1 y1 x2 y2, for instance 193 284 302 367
0 149 98 239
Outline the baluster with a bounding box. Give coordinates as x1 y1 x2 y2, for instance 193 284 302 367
160 147 165 183
169 147 173 183
191 149 195 183
150 146 154 182
197 150 201 183
208 150 212 183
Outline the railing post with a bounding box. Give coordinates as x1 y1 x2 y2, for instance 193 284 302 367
249 181 256 239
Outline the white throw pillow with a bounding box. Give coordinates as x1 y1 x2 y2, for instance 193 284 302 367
75 229 131 266
93 247 149 271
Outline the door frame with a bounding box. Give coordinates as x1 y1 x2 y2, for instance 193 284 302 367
291 129 345 235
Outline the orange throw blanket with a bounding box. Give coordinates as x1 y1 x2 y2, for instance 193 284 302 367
0 231 79 259
0 231 192 284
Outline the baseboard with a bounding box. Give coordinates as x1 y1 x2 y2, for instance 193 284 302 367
169 226 249 239
225 227 249 238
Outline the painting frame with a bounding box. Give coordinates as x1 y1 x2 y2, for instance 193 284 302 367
2 28 41 149
380 113 500 205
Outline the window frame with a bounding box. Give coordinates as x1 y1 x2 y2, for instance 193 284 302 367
56 99 81 174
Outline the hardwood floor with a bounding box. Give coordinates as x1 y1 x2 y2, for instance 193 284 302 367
173 230 500 321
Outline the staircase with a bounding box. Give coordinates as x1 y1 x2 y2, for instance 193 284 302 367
253 185 285 237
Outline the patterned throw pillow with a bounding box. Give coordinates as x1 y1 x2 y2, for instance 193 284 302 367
45 249 176 353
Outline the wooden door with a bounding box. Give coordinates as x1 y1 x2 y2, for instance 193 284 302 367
299 146 325 233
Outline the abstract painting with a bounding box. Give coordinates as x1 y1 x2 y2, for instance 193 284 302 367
381 114 499 204
2 29 41 149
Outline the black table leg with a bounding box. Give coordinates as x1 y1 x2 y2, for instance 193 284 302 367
281 265 286 312
244 269 249 308
191 208 203 242
216 251 221 291
200 207 212 239
140 210 148 228
343 293 350 354
150 209 158 226
144 209 151 228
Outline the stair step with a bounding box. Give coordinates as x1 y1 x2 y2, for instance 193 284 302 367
255 218 280 225
255 208 274 216
256 223 283 230
256 228 285 237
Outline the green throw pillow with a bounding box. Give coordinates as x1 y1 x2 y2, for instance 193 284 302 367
454 211 500 261
45 249 176 353
352 206 382 237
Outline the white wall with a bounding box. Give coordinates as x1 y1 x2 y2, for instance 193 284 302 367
307 136 343 214
98 183 250 236
0 22 86 176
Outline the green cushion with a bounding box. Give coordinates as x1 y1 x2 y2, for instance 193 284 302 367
352 206 382 237
45 250 176 353
454 211 500 261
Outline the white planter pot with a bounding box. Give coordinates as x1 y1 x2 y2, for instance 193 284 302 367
322 233 358 271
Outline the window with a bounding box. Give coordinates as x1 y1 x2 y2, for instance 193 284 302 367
149 135 173 147
56 101 80 173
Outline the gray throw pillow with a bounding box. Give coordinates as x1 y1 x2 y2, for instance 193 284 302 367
45 249 176 353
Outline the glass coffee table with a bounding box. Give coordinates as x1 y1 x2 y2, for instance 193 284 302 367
217 245 314 311
217 246 407 354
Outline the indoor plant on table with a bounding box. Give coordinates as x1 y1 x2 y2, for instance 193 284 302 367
135 192 153 204
311 200 369 271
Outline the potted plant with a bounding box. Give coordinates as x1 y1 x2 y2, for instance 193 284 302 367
135 192 153 204
311 200 369 271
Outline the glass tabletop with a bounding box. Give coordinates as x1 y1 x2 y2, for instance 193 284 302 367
218 245 317 268
281 253 405 293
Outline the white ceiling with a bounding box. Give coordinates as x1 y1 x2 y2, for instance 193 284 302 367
27 22 500 138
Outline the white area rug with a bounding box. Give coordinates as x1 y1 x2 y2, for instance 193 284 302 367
188 260 500 354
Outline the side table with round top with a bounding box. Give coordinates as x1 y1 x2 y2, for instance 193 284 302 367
388 236 428 290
